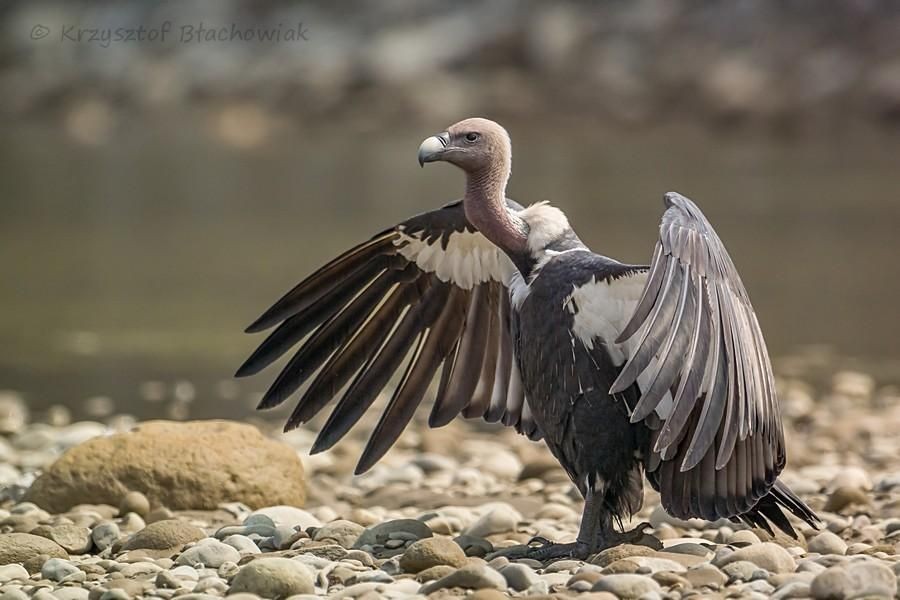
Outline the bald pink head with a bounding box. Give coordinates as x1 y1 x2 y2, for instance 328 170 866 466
418 118 526 255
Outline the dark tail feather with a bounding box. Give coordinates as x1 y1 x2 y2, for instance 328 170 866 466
739 479 820 538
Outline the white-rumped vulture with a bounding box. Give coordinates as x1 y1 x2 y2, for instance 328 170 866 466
237 117 819 559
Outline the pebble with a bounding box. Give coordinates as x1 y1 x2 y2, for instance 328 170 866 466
33 524 92 554
453 535 493 557
41 557 84 582
175 539 241 568
0 564 29 582
398 537 467 572
122 520 206 553
419 563 507 593
119 492 151 517
353 519 433 549
592 573 662 598
824 486 870 512
248 506 321 530
499 562 540 591
463 504 521 537
312 519 364 548
685 563 728 588
91 521 121 551
713 542 796 574
229 557 315 597
808 531 848 555
222 534 261 555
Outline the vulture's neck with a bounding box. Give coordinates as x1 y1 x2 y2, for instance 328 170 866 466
463 162 529 263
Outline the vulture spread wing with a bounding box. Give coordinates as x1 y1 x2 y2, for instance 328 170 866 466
237 200 541 474
610 192 788 523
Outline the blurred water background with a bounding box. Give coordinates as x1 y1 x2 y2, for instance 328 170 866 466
1 0 899 423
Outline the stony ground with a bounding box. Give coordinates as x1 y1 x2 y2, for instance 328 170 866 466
1 368 899 599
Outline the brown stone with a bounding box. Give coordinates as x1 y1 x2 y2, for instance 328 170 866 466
24 420 307 512
0 533 67 568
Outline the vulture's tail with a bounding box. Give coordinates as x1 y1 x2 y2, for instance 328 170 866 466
733 479 820 537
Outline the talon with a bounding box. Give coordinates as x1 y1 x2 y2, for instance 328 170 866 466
527 535 553 547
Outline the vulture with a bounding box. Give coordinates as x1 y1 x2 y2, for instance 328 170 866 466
237 117 819 559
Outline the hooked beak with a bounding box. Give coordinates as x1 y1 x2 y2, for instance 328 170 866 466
417 132 450 167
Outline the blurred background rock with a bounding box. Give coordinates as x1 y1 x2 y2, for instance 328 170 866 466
0 0 898 422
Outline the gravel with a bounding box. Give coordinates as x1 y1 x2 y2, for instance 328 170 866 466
0 368 899 598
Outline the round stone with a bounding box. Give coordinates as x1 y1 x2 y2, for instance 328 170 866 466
713 542 796 574
807 531 848 556
119 491 151 517
175 539 241 568
463 504 521 537
229 557 315 597
399 537 467 573
91 521 121 551
313 520 365 548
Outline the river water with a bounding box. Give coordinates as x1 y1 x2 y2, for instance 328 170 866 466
2 114 898 420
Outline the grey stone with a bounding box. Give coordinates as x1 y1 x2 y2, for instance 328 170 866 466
591 573 662 598
52 588 90 600
453 535 493 557
721 560 765 582
229 557 315 597
91 521 121 551
248 507 320 530
500 563 540 591
222 534 260 555
40 558 81 582
155 570 182 589
175 539 241 568
713 542 796 574
354 519 433 549
463 505 521 537
808 531 848 556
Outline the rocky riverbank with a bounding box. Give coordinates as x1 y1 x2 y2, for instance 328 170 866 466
3 1 900 134
1 366 899 599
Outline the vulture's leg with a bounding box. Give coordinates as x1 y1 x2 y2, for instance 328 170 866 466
594 520 659 551
489 491 605 561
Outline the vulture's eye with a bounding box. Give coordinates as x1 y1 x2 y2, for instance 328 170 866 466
465 132 480 143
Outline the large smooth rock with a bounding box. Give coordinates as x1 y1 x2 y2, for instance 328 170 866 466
229 557 315 598
24 420 307 511
713 542 796 574
0 533 67 566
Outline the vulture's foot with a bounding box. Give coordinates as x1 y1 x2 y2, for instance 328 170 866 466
594 521 661 552
487 537 592 562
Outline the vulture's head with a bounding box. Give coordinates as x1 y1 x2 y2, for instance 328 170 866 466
418 117 511 174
